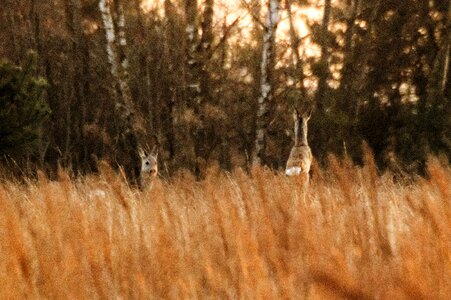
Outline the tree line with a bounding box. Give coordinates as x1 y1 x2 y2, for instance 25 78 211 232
0 0 449 179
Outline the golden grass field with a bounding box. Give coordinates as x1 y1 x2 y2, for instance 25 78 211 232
0 155 449 299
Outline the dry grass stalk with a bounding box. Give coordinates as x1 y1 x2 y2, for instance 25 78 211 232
0 153 449 299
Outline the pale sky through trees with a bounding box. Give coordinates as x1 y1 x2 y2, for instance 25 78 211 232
140 0 323 56
140 0 324 91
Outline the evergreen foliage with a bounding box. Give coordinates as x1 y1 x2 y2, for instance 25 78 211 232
0 52 50 158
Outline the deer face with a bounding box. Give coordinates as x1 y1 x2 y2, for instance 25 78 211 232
293 103 313 122
139 149 158 178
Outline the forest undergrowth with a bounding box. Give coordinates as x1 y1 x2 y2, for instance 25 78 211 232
0 154 450 299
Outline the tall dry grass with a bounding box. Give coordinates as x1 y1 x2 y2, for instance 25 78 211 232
0 156 449 299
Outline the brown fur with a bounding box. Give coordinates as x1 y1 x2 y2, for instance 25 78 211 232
286 109 313 176
286 145 312 174
139 149 158 189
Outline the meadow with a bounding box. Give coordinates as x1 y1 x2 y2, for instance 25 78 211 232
0 155 449 299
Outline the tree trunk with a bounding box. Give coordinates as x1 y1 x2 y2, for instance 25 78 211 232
6 1 20 63
99 0 141 182
441 2 450 95
134 0 154 132
426 1 450 101
199 0 214 105
194 0 216 174
253 0 279 166
29 0 42 54
113 0 129 73
185 0 201 106
286 0 306 99
178 0 200 172
64 0 91 169
338 0 360 114
443 43 450 95
314 0 331 112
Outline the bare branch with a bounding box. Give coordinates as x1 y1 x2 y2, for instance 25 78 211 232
209 15 241 59
239 0 266 29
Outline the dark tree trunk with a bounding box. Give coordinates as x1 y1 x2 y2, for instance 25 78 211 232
314 0 331 112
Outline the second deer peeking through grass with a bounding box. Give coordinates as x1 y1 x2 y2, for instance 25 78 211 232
139 148 158 190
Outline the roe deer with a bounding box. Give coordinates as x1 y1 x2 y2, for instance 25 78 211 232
139 148 158 190
285 108 312 181
86 149 158 200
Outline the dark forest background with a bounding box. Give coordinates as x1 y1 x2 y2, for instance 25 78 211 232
0 0 449 179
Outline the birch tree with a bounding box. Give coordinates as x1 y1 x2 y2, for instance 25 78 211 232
99 0 141 181
253 0 279 166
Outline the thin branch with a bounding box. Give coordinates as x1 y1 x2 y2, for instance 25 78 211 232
209 15 241 59
239 0 266 29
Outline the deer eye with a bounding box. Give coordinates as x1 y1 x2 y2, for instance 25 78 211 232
145 161 150 165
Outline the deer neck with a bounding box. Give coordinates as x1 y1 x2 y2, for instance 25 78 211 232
294 117 308 146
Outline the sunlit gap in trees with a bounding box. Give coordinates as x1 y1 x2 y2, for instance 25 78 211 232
140 0 322 51
140 0 324 90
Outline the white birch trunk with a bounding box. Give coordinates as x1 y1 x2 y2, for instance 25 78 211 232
115 0 129 71
99 0 118 76
253 0 279 166
99 0 141 182
98 0 136 128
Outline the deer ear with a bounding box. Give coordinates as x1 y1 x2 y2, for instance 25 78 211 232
138 148 146 159
293 107 300 121
151 145 158 156
304 106 313 121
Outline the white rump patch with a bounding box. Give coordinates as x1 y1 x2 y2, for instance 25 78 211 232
285 167 302 176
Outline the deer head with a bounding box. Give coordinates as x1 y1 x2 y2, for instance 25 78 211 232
293 101 313 121
138 147 158 179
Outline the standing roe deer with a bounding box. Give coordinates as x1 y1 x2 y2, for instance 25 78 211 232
285 108 312 181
